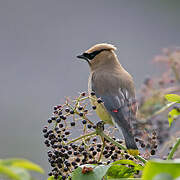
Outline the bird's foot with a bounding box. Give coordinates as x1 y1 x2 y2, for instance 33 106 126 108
96 121 105 131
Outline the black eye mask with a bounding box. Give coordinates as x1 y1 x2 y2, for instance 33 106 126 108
83 49 107 60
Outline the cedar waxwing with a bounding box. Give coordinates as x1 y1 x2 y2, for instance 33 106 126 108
77 43 139 155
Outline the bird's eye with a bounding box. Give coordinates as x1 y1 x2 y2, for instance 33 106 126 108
82 53 93 60
83 49 106 60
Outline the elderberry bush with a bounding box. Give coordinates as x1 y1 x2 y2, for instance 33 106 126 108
42 92 158 179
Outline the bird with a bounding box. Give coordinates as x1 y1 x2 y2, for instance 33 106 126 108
77 43 139 155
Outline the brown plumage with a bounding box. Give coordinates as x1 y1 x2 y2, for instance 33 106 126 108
77 43 139 155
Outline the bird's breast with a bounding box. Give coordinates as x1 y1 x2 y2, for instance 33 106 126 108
90 94 114 125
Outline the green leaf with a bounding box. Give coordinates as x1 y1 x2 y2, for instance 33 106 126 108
111 159 144 170
142 159 180 180
9 167 31 180
168 108 180 127
1 158 44 174
165 94 180 103
107 164 135 178
72 164 110 180
0 164 21 180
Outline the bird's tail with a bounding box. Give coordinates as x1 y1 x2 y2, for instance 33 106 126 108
121 127 139 156
112 112 139 156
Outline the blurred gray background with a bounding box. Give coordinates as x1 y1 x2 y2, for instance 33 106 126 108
0 0 180 178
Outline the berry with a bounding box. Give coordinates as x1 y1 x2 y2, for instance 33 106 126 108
63 137 67 141
68 150 72 155
151 149 156 155
71 122 75 126
56 118 61 123
58 111 62 115
53 106 57 110
61 115 66 120
153 144 158 149
82 120 87 124
78 106 83 110
51 116 56 120
107 160 111 164
72 161 77 166
48 172 52 176
65 108 70 112
44 133 48 138
79 112 84 117
141 143 145 148
59 124 63 128
105 154 110 158
91 91 95 96
87 124 92 129
70 110 74 114
48 119 52 123
97 144 102 148
79 146 84 152
43 127 47 133
81 92 86 96
89 147 94 151
44 140 49 144
65 131 70 135
103 150 108 155
92 105 96 110
54 111 58 114
75 158 80 162
97 98 102 103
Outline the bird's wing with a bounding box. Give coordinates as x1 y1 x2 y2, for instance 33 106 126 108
91 77 138 150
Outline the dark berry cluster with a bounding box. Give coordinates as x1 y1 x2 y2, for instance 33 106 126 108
134 130 158 158
42 91 157 179
42 92 114 179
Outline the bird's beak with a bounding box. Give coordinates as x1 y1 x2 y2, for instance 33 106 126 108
77 54 89 62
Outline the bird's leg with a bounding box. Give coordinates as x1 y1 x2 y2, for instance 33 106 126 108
96 121 105 132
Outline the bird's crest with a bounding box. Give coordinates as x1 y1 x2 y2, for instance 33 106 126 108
86 43 117 53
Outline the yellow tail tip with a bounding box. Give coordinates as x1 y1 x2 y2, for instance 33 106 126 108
127 149 139 156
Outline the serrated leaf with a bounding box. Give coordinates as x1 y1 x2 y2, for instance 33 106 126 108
1 158 44 174
165 94 180 103
142 159 180 180
168 108 180 127
72 164 110 180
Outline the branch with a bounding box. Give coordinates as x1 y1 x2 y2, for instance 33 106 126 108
65 131 96 145
145 102 176 122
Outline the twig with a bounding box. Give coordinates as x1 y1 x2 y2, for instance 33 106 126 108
167 138 180 160
145 102 176 121
65 131 96 145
